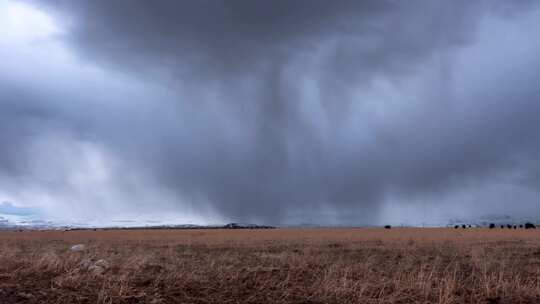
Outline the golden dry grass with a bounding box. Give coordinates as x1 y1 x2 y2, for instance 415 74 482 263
1 228 540 303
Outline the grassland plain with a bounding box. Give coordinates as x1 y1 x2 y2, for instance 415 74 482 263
1 228 540 303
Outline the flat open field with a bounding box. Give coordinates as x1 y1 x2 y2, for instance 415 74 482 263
1 228 540 303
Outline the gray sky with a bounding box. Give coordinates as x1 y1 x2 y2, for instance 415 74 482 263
1 0 540 226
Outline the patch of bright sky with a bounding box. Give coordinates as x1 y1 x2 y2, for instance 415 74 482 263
0 0 61 44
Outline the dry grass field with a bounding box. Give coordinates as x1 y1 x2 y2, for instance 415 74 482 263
1 228 540 303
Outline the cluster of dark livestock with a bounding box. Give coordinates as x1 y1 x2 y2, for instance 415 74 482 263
454 223 536 229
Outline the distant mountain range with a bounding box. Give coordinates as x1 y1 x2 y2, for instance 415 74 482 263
1 209 539 230
0 217 276 230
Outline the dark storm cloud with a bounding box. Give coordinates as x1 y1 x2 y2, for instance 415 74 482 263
3 0 540 224
38 0 486 85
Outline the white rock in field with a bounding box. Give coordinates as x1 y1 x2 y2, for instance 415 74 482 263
94 259 109 269
70 244 85 251
88 259 110 275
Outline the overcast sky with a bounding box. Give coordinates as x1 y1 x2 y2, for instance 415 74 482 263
1 0 540 226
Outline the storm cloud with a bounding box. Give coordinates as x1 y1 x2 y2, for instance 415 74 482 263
1 0 540 225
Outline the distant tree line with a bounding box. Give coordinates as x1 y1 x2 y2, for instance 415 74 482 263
452 222 536 229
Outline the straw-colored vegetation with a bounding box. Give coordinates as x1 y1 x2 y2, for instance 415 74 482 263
1 228 540 303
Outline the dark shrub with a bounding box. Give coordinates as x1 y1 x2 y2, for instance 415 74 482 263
384 225 391 229
489 223 495 229
507 224 512 229
454 225 459 229
462 224 467 229
525 223 536 229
